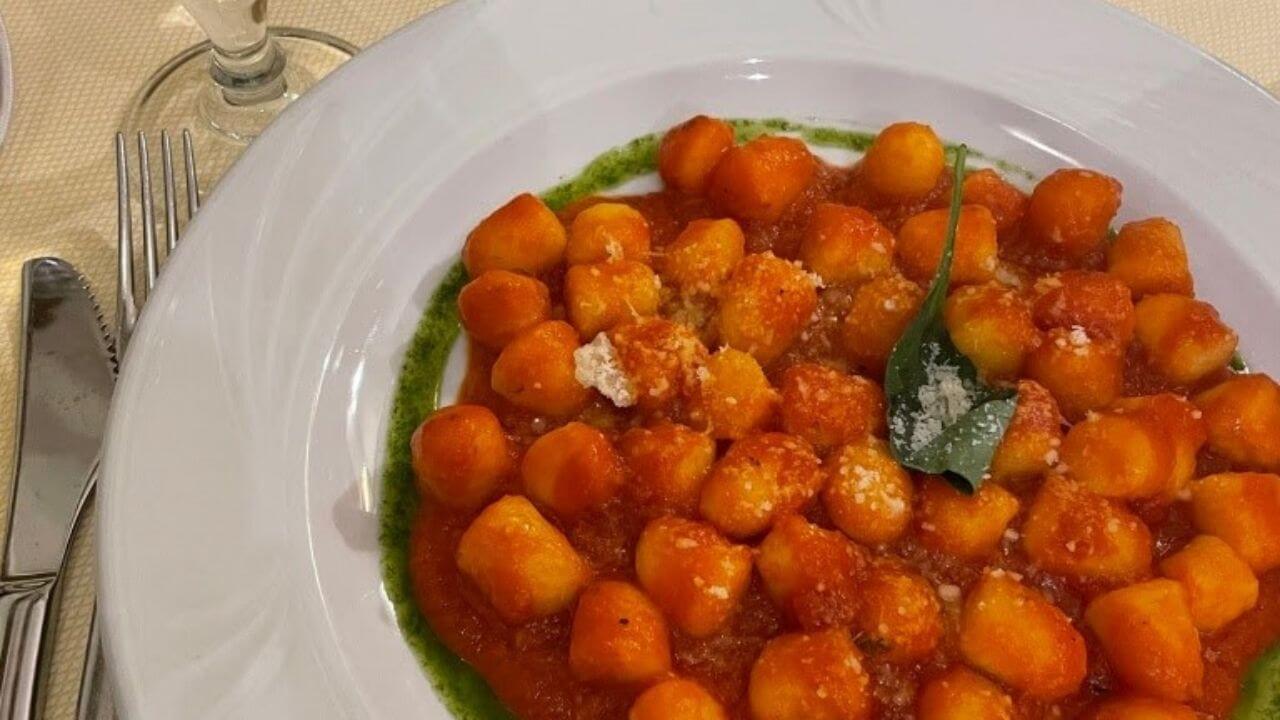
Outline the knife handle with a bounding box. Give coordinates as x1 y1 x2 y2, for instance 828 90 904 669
0 578 56 720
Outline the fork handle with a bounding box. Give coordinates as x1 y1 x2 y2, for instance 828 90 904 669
0 577 56 720
76 606 115 720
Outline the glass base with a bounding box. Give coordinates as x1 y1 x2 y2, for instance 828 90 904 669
123 27 355 188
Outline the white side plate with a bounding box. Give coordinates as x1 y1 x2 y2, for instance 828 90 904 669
0 11 14 147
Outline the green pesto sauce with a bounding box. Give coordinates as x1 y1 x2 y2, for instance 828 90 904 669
377 262 515 720
1238 644 1280 719
542 133 663 212
378 119 1261 718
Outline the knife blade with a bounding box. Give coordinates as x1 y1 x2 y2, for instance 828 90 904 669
1 257 114 720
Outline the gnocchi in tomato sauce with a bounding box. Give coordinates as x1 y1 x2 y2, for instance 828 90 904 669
405 115 1280 719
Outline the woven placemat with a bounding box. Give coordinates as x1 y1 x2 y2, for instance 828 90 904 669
0 1 1273 717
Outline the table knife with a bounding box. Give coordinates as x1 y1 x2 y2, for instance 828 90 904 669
0 258 114 720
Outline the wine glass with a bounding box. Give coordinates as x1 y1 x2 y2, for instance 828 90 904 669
124 0 356 184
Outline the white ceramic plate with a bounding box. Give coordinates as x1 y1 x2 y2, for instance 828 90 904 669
98 0 1280 717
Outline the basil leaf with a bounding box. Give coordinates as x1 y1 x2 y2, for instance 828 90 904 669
884 145 1018 493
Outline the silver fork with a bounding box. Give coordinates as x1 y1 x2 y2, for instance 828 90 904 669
75 129 200 720
113 129 200 351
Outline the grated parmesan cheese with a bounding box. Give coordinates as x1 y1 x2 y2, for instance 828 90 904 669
909 352 974 452
573 333 636 407
1068 325 1091 347
994 263 1024 288
937 584 962 602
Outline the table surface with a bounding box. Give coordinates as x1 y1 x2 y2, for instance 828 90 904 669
0 1 1275 717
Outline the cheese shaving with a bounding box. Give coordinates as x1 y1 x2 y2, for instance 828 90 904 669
573 333 636 407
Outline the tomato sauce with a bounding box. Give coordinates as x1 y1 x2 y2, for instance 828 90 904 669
406 156 1278 719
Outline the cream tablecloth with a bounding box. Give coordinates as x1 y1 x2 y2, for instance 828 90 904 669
0 1 1275 717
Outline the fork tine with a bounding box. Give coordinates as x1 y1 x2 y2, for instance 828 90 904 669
182 129 200 219
136 132 159 294
115 133 138 355
161 131 178 254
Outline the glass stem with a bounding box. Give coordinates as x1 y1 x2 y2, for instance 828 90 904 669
212 34 286 106
185 0 286 106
